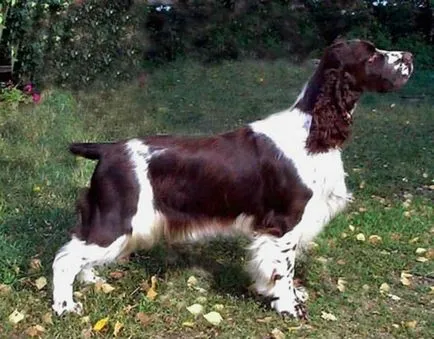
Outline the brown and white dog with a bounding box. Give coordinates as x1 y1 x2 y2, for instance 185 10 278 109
52 40 413 318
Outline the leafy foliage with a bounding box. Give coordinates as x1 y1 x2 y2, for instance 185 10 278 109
39 1 149 87
0 81 31 109
1 0 148 88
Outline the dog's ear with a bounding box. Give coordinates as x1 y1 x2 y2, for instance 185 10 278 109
306 68 359 153
322 40 349 70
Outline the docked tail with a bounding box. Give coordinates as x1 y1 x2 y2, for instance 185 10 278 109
69 142 114 160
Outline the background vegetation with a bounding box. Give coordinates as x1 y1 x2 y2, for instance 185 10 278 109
0 0 433 88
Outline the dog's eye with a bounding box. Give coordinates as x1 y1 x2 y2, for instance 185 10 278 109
367 54 377 64
367 53 384 65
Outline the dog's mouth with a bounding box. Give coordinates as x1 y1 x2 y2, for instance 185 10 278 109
393 59 413 88
393 72 411 89
389 62 412 89
393 75 409 88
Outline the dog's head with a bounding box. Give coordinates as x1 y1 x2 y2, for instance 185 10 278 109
320 39 413 92
301 39 414 153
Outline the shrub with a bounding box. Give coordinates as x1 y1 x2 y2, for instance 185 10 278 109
1 0 149 88
1 1 73 80
41 0 149 88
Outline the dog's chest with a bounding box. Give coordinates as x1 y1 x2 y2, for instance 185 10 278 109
251 112 347 201
251 113 350 242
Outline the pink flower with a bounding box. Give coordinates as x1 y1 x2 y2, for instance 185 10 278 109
32 92 41 104
24 83 33 94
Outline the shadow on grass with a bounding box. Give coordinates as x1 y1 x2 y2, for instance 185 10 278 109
130 238 311 302
0 204 77 284
2 202 256 302
130 239 252 298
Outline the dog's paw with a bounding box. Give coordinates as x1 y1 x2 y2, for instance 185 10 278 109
294 286 309 303
77 268 106 285
278 303 308 321
52 300 83 316
271 297 308 320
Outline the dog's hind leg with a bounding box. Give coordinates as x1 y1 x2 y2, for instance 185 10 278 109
52 235 128 316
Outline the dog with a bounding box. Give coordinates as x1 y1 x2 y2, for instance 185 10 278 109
52 39 413 318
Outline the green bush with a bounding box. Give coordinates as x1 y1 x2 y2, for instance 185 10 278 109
41 1 149 88
1 0 149 88
1 1 72 79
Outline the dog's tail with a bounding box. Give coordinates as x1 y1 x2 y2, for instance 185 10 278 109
69 142 114 160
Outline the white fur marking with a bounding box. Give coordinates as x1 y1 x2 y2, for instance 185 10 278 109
247 234 285 295
126 139 166 249
377 49 403 65
376 48 413 78
52 235 128 315
387 52 402 65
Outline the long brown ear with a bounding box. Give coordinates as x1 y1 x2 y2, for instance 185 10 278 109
306 70 360 153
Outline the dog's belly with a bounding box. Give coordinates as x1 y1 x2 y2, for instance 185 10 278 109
127 211 255 249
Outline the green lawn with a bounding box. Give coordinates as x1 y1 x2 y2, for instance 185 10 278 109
0 60 433 338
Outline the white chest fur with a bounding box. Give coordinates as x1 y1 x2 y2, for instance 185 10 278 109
250 109 350 245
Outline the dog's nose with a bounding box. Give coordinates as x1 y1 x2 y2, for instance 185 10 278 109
402 52 413 64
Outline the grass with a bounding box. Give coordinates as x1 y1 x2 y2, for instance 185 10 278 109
0 59 433 338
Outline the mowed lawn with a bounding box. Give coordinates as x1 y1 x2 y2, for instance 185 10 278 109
0 60 433 338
